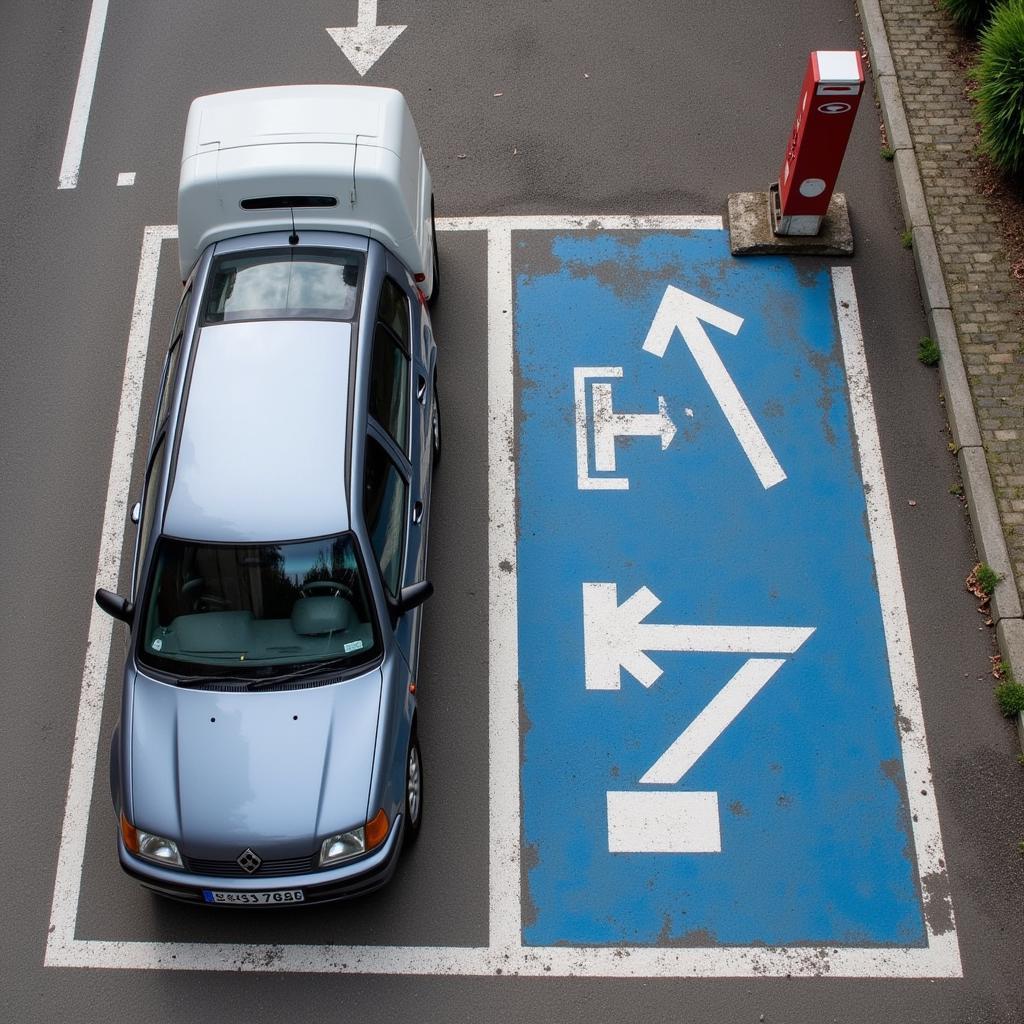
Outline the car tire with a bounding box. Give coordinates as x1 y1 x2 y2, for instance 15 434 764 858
404 727 423 847
431 376 442 468
429 195 441 306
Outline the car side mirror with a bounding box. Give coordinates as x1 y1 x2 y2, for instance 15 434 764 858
96 588 134 624
396 579 433 616
129 501 141 524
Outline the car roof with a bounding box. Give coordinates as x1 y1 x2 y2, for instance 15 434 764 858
163 318 352 543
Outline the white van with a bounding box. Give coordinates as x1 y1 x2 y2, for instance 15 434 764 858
177 84 437 296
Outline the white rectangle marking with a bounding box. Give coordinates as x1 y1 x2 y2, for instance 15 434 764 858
607 791 721 853
44 219 960 977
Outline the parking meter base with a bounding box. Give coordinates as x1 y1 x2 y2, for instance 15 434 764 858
727 189 854 256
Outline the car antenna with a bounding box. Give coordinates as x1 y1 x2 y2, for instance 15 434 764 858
288 205 299 246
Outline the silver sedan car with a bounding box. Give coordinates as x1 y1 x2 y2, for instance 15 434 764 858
96 229 440 904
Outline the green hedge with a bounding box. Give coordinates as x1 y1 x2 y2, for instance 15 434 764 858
942 0 998 35
975 0 1024 178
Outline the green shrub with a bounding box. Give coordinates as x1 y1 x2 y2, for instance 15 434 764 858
942 0 997 35
918 337 941 366
995 680 1024 716
974 0 1024 177
977 562 1003 594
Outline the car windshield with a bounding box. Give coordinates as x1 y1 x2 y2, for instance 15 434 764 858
203 249 361 323
137 534 380 679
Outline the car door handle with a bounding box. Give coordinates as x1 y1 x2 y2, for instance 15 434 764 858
417 375 427 404
412 501 423 524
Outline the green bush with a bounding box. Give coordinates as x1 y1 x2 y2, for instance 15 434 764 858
995 680 1024 717
918 337 941 366
942 0 997 35
974 0 1024 177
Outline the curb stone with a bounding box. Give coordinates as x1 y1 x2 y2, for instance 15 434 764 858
855 0 1024 748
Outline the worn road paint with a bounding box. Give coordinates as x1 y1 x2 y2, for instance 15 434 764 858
326 0 406 77
515 229 945 949
58 0 110 189
46 218 959 977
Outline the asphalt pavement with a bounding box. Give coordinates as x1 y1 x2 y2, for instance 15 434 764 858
2 0 1023 1021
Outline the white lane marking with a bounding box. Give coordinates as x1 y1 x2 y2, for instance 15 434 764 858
639 658 787 784
45 225 175 959
116 172 136 187
583 582 814 691
45 939 962 977
45 220 960 977
486 223 521 955
435 214 724 232
643 285 786 489
831 266 962 973
327 0 406 77
58 0 110 189
573 366 627 490
607 792 721 854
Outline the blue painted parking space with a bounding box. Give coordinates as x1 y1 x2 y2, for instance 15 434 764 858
514 229 926 948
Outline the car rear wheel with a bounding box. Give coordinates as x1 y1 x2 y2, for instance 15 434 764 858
431 376 442 468
404 728 423 846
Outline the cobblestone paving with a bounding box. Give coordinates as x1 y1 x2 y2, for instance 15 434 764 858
879 0 1024 593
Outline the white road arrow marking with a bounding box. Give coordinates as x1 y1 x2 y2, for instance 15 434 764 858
639 658 786 784
590 382 676 472
583 582 815 691
643 285 787 489
327 0 406 76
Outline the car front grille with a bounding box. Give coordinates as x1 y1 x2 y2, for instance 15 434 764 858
185 854 319 878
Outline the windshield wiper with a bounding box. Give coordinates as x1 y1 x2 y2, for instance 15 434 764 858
246 654 355 691
176 673 256 690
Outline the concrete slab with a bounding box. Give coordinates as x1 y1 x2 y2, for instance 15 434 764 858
894 149 931 230
878 75 913 153
911 224 951 311
957 445 1023 621
859 0 897 77
929 307 983 450
727 190 853 256
995 618 1024 747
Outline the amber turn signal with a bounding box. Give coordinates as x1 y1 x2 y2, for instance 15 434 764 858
365 808 389 850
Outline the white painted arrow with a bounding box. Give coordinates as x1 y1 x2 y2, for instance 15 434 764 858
327 0 406 77
591 382 676 472
583 582 815 691
643 285 786 490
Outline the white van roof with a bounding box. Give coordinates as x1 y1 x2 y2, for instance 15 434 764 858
177 85 432 281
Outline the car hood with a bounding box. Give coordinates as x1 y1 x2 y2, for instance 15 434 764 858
128 668 383 861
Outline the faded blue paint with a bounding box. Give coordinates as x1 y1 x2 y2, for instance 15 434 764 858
514 230 925 947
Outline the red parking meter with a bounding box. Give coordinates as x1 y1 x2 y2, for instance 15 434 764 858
775 50 864 236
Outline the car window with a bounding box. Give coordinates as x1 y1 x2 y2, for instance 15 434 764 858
156 288 190 427
203 249 362 323
135 432 168 589
377 276 410 350
369 323 410 452
364 435 408 598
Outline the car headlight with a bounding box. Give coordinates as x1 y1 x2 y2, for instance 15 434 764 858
319 809 390 867
120 812 184 869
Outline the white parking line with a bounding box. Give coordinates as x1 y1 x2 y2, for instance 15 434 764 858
45 217 960 977
58 0 110 189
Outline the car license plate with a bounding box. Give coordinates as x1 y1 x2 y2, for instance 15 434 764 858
202 889 304 905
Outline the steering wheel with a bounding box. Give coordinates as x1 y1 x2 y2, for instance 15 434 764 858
300 580 354 600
